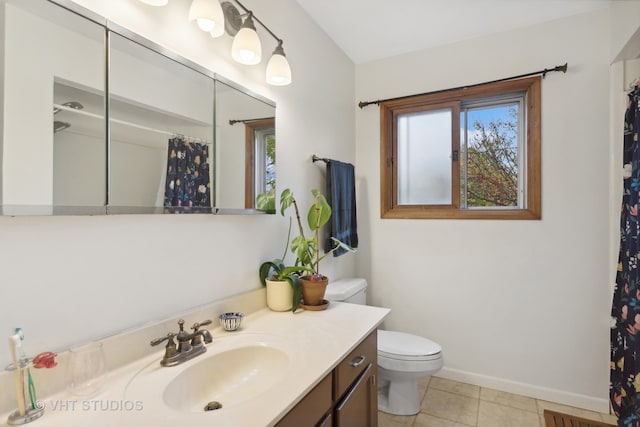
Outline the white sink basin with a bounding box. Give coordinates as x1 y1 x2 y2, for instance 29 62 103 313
124 333 295 414
163 344 289 412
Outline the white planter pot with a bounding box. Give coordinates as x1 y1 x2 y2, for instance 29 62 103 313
266 279 293 312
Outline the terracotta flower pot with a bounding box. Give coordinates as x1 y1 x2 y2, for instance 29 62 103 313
300 276 329 306
265 279 293 312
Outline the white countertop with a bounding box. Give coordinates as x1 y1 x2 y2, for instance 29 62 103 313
2 301 389 427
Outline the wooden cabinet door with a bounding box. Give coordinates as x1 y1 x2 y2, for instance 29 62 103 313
334 363 377 427
276 373 333 427
335 331 377 401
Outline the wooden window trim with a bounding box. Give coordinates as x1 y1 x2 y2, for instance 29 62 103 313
380 76 541 220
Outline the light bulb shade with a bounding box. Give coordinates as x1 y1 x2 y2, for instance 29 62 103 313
231 16 262 65
138 0 168 5
189 0 224 35
210 25 224 38
266 46 292 86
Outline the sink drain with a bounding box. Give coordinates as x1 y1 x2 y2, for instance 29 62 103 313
204 401 222 411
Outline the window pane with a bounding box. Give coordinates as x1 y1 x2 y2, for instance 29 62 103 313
397 108 452 205
254 128 275 194
380 77 540 219
265 133 276 192
461 104 519 208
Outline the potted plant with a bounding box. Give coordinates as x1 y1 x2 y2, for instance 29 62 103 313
259 218 313 312
280 188 355 307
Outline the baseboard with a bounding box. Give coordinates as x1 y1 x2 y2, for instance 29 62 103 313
436 367 610 414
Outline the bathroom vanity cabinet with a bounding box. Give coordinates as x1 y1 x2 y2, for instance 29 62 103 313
0 296 389 427
276 330 378 427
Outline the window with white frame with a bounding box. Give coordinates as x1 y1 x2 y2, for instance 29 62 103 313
244 118 275 212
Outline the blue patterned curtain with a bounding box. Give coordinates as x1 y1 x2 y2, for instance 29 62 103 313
163 136 211 213
611 86 640 427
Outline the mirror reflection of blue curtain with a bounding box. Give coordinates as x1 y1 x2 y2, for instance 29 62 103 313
163 137 211 212
611 86 640 427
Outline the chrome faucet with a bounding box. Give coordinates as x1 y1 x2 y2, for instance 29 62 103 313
151 319 213 367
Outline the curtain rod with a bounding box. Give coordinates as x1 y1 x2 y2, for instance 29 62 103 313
228 116 275 125
358 62 568 109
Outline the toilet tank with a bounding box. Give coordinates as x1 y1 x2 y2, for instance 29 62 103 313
325 278 368 305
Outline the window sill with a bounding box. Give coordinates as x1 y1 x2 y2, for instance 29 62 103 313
381 206 541 220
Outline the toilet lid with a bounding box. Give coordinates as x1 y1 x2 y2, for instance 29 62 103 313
325 278 368 301
378 330 442 361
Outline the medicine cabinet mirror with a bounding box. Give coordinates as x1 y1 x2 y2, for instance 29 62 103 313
214 79 276 213
0 0 276 215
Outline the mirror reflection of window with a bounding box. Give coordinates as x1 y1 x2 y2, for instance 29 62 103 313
108 32 215 214
215 81 276 212
244 119 275 213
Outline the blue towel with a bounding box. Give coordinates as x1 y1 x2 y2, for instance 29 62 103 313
325 160 358 256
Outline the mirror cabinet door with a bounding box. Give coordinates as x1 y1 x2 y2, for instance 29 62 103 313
108 33 215 214
1 0 276 215
1 0 106 215
214 80 275 213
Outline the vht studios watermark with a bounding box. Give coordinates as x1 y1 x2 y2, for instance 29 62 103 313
38 399 144 412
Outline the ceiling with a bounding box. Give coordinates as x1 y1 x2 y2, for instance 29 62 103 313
293 0 611 64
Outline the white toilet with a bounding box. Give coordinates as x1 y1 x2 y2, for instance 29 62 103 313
324 278 444 416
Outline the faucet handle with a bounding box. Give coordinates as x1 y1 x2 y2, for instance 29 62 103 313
191 320 212 331
151 333 178 366
150 332 177 347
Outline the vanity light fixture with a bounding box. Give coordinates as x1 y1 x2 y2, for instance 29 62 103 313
225 0 292 85
137 0 292 86
231 11 261 65
266 41 292 86
189 0 225 37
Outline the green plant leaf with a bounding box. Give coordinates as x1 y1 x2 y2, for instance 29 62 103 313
307 189 331 231
291 235 314 269
283 274 303 312
280 188 293 216
259 261 278 286
331 237 357 253
282 265 313 276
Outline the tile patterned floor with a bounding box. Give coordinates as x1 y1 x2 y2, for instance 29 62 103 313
378 377 618 427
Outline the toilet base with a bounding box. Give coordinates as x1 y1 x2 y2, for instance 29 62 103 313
377 376 422 416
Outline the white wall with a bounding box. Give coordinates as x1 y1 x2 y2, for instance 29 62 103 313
109 138 166 207
610 0 640 63
2 2 104 205
109 33 215 126
0 3 5 205
0 0 356 369
53 130 105 205
355 10 611 411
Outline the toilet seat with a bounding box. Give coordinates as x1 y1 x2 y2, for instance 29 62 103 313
378 330 442 361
